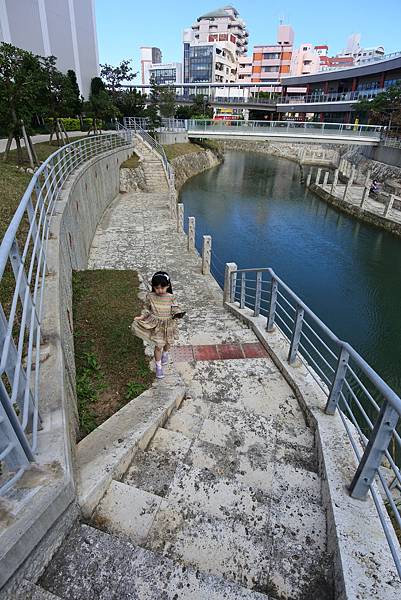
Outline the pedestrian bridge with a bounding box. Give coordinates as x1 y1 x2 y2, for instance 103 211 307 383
186 119 382 145
124 118 383 145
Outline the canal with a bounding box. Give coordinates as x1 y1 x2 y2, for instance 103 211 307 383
180 151 401 396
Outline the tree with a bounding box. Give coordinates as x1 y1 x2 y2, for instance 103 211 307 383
146 77 162 129
190 94 213 119
100 60 137 99
85 76 119 134
66 70 83 116
159 86 176 118
40 55 76 144
0 42 44 165
115 88 146 118
355 85 401 130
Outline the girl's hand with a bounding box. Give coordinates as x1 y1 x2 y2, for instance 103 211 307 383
134 316 143 321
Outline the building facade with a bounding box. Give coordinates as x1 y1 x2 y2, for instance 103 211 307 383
183 6 248 88
291 43 320 76
148 62 182 86
140 47 162 85
250 24 294 91
0 0 99 98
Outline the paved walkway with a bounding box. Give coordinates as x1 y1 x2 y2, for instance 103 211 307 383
78 186 333 598
0 131 86 153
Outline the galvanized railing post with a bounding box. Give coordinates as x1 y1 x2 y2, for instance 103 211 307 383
254 271 262 317
349 401 399 500
288 305 304 364
240 272 246 309
267 277 278 331
223 262 237 303
325 346 350 414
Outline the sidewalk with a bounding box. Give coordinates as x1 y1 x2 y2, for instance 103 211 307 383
0 131 86 153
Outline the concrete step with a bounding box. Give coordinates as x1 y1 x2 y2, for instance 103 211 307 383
12 580 62 599
39 523 270 599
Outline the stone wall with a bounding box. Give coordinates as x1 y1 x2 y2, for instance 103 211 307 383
345 146 401 191
171 148 221 191
120 164 147 192
217 139 343 165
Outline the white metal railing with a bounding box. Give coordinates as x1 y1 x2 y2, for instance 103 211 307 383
0 131 132 495
186 119 383 139
224 265 401 578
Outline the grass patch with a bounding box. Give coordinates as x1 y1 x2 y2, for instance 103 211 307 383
163 142 204 161
4 137 86 166
121 152 140 169
72 270 154 439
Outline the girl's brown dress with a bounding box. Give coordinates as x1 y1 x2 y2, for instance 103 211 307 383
132 292 182 348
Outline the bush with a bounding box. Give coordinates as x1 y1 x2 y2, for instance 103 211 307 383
45 117 102 132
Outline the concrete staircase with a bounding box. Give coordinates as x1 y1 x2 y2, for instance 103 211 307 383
134 135 170 192
37 358 333 600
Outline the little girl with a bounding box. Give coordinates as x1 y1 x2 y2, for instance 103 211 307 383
132 271 185 379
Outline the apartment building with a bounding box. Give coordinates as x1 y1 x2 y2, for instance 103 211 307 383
251 25 294 89
140 47 163 85
0 0 99 97
183 6 248 87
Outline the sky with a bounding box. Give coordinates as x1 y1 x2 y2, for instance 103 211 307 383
95 0 401 72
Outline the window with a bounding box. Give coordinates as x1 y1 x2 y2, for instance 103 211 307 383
263 52 280 59
262 66 279 72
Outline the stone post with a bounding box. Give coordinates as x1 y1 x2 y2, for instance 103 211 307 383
331 169 339 196
364 169 372 187
223 262 238 304
306 170 312 187
323 171 329 187
188 216 195 252
343 181 352 202
202 235 212 275
349 164 356 185
360 182 370 208
315 167 322 185
177 203 184 233
384 194 395 218
170 191 177 219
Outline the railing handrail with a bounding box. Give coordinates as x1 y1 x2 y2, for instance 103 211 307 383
0 130 132 495
232 267 401 415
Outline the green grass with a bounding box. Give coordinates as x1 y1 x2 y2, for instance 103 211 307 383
72 270 154 439
121 152 140 169
163 142 205 161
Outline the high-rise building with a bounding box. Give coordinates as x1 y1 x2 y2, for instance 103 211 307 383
183 6 248 87
0 0 99 98
251 24 294 88
140 47 163 84
337 33 385 65
291 43 320 76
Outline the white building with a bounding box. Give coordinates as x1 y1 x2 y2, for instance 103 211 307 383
140 47 162 84
183 6 248 87
337 33 385 65
148 62 182 86
0 0 99 98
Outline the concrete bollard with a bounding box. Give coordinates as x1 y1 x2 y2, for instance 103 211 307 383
177 203 184 233
170 192 177 219
384 194 395 217
349 164 356 185
343 181 351 202
331 169 339 196
323 171 329 187
364 169 372 187
360 182 370 208
202 235 212 275
306 170 312 187
315 167 322 185
188 216 195 252
223 262 238 304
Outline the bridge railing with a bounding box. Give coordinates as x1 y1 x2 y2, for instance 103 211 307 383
0 131 132 495
187 119 383 138
225 265 401 578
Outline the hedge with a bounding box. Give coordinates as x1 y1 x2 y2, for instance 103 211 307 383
45 118 103 131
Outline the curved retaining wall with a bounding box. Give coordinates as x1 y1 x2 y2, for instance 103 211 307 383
1 144 134 596
171 148 221 191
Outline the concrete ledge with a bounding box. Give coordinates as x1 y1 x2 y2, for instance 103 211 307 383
310 183 401 238
77 373 186 518
224 301 401 600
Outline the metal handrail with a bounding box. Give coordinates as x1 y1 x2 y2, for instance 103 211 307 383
225 265 401 578
0 131 132 495
121 119 175 189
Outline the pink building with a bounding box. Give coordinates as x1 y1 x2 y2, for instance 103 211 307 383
291 43 320 76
